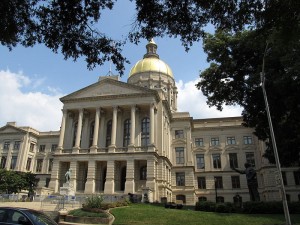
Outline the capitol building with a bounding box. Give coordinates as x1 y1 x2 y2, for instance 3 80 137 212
1 40 299 205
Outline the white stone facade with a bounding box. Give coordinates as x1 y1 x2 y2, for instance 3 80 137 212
0 41 299 204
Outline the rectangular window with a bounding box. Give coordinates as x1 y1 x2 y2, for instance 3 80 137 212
3 141 10 150
294 171 300 185
36 159 43 172
39 145 46 152
246 152 255 167
212 154 221 169
197 177 206 189
282 172 287 186
51 144 57 152
231 176 241 188
175 147 184 164
176 172 185 186
229 153 238 168
243 136 253 145
45 178 51 188
195 138 204 147
0 156 7 169
48 159 53 172
196 154 205 169
227 137 236 145
26 158 32 171
210 137 219 146
13 141 21 150
29 143 35 152
214 176 223 189
10 156 17 169
175 130 184 139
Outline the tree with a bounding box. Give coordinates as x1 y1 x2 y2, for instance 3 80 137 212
0 0 128 74
2 1 299 74
0 169 38 194
196 29 300 166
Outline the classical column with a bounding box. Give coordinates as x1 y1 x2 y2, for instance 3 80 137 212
85 160 96 194
74 109 83 151
104 160 115 194
109 106 118 152
150 103 155 145
57 110 67 151
146 159 156 190
124 159 135 194
128 105 136 152
48 160 60 192
91 108 100 153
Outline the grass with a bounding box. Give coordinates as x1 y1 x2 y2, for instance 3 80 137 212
68 208 109 218
110 203 300 225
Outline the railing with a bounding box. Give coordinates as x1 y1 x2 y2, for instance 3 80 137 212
115 147 128 152
97 148 108 153
58 146 152 154
79 149 90 153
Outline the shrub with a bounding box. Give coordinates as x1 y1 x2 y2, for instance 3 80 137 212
195 201 216 212
84 195 104 209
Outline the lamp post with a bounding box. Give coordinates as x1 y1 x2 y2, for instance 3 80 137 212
214 178 218 203
260 42 291 225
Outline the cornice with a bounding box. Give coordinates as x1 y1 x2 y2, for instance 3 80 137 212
62 92 160 104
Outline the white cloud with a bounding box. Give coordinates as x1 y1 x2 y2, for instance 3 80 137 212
176 78 243 119
0 70 64 131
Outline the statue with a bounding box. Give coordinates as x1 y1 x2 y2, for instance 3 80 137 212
65 169 71 183
232 162 260 201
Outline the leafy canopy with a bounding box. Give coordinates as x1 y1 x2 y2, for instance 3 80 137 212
2 1 299 74
0 169 38 194
197 29 300 166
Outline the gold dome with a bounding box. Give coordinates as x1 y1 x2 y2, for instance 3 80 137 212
129 39 174 78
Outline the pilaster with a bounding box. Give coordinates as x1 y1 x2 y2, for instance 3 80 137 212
104 160 115 194
125 159 135 194
85 160 96 194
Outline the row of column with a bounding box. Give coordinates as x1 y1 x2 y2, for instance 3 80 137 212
57 104 156 150
50 158 157 195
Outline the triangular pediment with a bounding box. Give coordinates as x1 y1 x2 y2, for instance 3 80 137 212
61 78 156 101
0 125 26 134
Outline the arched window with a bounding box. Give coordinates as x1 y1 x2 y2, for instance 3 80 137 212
198 196 207 202
72 122 78 147
106 120 112 147
140 166 147 180
141 117 150 146
89 121 95 147
176 195 186 204
123 119 131 147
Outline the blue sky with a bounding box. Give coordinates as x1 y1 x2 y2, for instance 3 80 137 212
0 1 242 131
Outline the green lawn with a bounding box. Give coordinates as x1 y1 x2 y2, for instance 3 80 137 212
110 204 300 225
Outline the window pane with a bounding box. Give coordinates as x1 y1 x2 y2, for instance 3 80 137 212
196 154 205 169
212 154 221 168
243 136 253 144
175 130 184 139
227 137 236 145
176 147 184 164
211 138 219 146
198 177 206 189
214 176 223 189
195 138 204 147
246 152 255 167
231 176 240 188
229 153 238 168
141 117 150 146
176 172 185 186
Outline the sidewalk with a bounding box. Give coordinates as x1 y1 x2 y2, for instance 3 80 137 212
0 201 79 212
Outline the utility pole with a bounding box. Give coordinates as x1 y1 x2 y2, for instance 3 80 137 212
260 42 291 225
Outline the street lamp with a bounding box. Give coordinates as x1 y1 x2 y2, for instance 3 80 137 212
260 42 291 225
214 178 218 203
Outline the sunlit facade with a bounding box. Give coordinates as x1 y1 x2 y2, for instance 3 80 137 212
1 40 299 204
